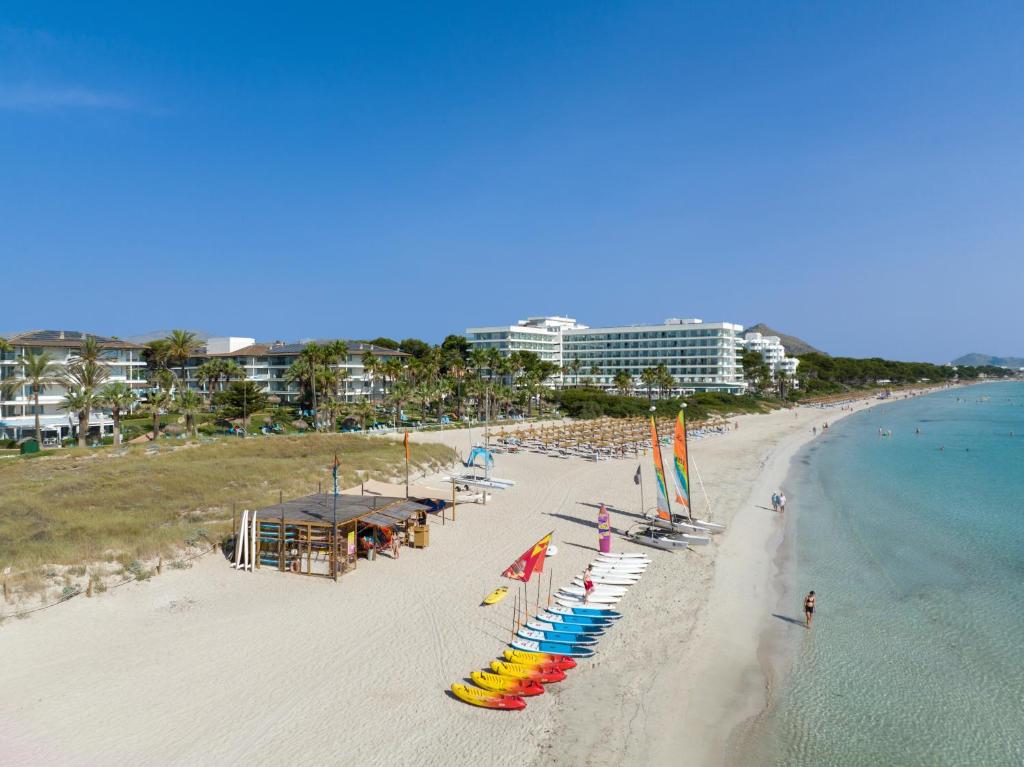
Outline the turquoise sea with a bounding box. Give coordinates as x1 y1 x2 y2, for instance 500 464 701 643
740 382 1024 766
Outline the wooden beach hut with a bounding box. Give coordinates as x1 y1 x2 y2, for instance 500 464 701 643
239 493 430 579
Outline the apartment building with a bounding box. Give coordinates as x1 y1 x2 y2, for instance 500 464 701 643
743 332 800 380
0 330 147 442
179 337 407 403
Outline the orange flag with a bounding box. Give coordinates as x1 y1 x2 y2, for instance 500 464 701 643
403 431 410 462
501 531 553 583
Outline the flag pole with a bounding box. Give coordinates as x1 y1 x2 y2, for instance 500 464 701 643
332 453 339 582
404 431 410 499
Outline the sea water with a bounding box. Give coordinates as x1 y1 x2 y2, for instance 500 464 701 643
739 382 1024 766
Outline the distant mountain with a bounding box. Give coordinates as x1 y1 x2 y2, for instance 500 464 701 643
745 324 823 356
951 353 1024 368
125 329 216 344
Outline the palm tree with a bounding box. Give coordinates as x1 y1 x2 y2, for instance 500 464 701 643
387 379 413 428
61 359 110 447
99 382 136 447
568 357 583 387
348 397 376 432
221 359 246 388
0 337 12 354
142 388 173 442
613 371 633 395
196 359 224 396
59 387 100 448
362 351 379 401
165 330 202 390
1 352 64 445
175 389 203 438
640 367 659 400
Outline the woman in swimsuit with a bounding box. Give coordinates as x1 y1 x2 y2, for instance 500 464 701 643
804 590 816 628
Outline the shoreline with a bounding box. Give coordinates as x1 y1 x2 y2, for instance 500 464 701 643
715 385 969 766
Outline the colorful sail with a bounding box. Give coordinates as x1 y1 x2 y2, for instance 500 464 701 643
672 410 690 512
502 531 554 582
649 415 672 520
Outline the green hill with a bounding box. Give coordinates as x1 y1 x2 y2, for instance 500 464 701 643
951 353 1024 368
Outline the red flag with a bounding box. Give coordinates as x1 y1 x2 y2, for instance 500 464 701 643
502 532 553 583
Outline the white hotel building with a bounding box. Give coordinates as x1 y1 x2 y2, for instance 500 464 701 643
465 316 584 383
0 330 148 443
466 317 748 394
743 332 800 380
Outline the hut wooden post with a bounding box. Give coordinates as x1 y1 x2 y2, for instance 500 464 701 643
451 478 457 523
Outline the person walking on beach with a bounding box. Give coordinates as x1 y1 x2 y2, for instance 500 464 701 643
582 566 595 605
804 591 816 628
771 491 780 512
778 492 787 514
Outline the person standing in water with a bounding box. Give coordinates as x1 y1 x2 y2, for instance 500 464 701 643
804 590 816 628
778 492 787 514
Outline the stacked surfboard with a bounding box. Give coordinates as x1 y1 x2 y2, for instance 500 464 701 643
450 552 651 710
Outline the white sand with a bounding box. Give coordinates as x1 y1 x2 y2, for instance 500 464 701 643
0 399 915 766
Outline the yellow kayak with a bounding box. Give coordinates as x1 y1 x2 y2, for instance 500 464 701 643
503 648 577 670
450 682 526 710
489 660 566 683
482 586 509 605
470 670 544 696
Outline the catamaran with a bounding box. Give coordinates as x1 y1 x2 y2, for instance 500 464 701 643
633 408 712 548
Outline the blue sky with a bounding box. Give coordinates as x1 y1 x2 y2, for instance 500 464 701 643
2 2 1022 361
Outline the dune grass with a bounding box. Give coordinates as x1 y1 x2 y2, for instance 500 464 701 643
0 434 455 575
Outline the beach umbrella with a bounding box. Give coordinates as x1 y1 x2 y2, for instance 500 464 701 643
292 419 309 430
163 423 185 435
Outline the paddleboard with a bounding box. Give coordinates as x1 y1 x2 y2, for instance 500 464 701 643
502 649 576 670
451 683 526 710
556 591 620 605
490 660 566 683
549 604 623 619
470 671 545 697
560 583 627 597
526 619 605 637
573 576 638 587
483 586 509 605
517 627 599 645
511 638 596 658
595 552 650 560
536 611 613 628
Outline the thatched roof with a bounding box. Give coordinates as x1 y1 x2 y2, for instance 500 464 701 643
291 419 309 429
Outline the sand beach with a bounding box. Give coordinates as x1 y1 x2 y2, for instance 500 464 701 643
0 398 908 766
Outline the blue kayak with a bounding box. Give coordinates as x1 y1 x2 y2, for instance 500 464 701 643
510 638 596 658
527 618 605 636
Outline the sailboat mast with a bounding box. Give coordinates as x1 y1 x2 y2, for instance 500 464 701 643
681 403 694 522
